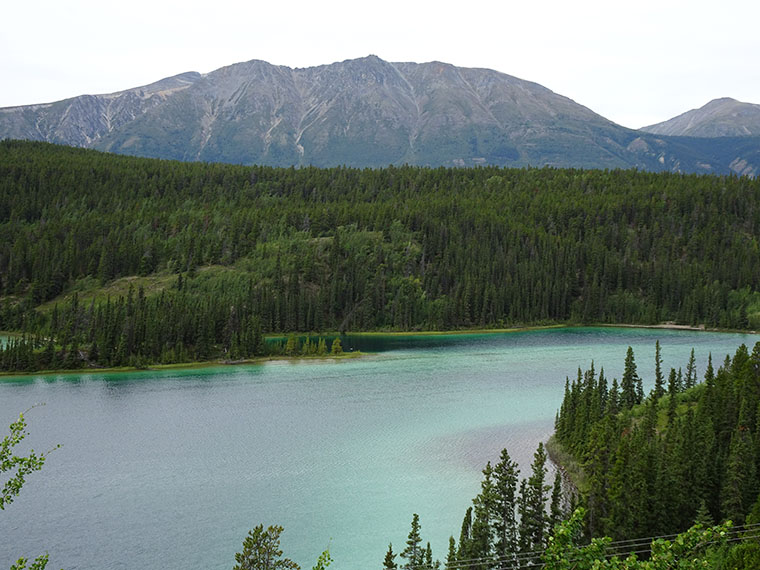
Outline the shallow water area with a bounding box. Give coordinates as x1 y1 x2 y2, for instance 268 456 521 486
1 327 757 570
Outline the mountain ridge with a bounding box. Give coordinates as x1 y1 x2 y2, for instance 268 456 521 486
642 97 760 138
1 56 759 175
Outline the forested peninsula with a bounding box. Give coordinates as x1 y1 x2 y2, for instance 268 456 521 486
380 342 760 569
2 139 760 372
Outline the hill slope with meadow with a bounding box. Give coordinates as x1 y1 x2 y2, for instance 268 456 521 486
2 140 760 371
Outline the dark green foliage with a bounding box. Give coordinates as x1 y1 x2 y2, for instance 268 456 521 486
652 340 665 401
233 525 299 570
620 347 642 409
492 448 520 561
519 442 551 552
2 140 760 371
555 342 760 541
383 543 398 570
400 514 424 570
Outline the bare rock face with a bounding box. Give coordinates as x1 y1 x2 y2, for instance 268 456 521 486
1 57 759 174
642 98 760 138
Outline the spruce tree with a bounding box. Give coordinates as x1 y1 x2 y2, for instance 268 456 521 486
383 543 398 570
685 348 697 389
549 470 564 531
519 442 551 552
667 368 679 426
457 507 473 563
401 513 424 569
491 448 519 562
233 525 299 570
652 340 665 400
470 462 495 568
621 346 640 408
444 537 457 570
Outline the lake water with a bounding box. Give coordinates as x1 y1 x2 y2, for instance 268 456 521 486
1 327 757 570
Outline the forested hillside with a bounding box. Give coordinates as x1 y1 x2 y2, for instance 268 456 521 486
554 342 760 543
2 140 760 370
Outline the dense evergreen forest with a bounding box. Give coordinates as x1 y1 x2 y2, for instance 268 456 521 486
551 341 760 567
2 139 760 371
380 343 760 569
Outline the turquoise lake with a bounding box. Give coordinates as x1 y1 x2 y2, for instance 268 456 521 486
1 327 758 569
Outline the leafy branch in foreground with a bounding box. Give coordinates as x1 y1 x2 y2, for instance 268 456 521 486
543 508 731 569
2 408 60 570
1 410 58 510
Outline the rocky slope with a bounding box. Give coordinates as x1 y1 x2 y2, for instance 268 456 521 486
642 98 760 138
1 56 759 175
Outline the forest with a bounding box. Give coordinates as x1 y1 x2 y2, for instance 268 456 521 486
5 139 760 565
376 342 760 569
2 139 760 371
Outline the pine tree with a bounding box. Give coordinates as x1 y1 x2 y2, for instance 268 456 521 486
470 462 495 568
667 368 679 426
621 346 640 408
519 442 551 552
233 525 300 570
685 348 697 390
721 401 757 525
330 338 343 356
423 542 438 570
606 378 620 416
491 448 519 562
401 513 424 569
652 340 665 400
549 470 564 531
456 507 473 564
445 537 457 570
383 543 398 570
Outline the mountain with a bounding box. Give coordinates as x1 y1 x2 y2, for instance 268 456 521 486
642 98 760 138
1 56 759 175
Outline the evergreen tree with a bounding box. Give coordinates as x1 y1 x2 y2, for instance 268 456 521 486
233 525 300 570
401 514 424 569
445 537 457 570
652 340 665 400
457 507 473 564
685 348 697 390
491 448 519 562
383 543 398 570
620 346 640 409
470 462 495 568
666 368 679 426
519 442 551 552
549 471 564 531
423 542 438 570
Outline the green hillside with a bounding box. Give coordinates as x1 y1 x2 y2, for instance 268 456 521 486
2 140 760 371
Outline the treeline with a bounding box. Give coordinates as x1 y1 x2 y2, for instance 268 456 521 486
554 341 760 542
0 284 347 372
3 140 760 369
385 342 760 569
384 443 566 569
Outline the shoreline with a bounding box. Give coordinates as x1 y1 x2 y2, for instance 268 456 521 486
598 322 758 334
2 322 757 378
0 351 366 378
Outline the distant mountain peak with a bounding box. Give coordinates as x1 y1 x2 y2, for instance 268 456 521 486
642 97 760 137
1 56 759 176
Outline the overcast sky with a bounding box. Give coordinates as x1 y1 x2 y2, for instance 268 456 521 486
2 0 758 129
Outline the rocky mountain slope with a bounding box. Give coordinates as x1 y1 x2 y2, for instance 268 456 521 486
642 98 760 137
1 56 759 175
